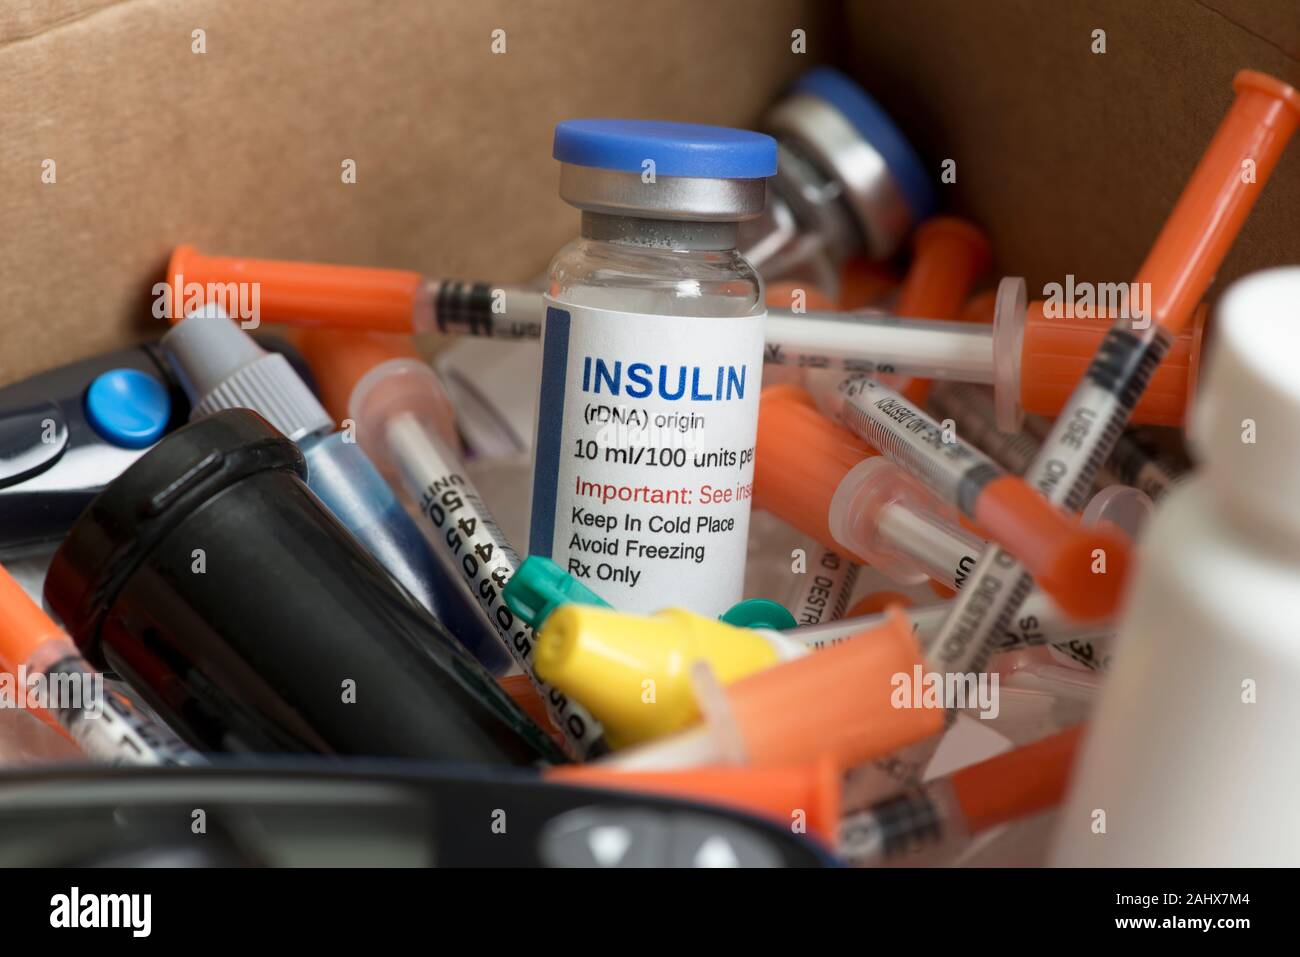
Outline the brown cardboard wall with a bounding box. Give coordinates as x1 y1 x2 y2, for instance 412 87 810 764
2 0 1297 386
843 0 1300 297
0 0 829 383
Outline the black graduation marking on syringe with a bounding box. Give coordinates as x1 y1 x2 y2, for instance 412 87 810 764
1106 431 1180 499
434 280 496 335
44 655 200 766
1084 328 1171 410
872 789 946 859
933 549 1035 679
956 462 1000 517
1073 326 1173 487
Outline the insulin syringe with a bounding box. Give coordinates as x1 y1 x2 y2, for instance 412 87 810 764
812 376 1131 621
838 725 1082 866
166 245 549 339
757 384 990 593
820 371 1128 797
755 385 1126 636
0 564 200 767
855 69 1300 795
347 358 608 759
585 606 1091 791
927 381 1186 501
790 591 1113 666
772 282 1201 430
925 70 1300 689
164 247 1197 430
559 722 1083 864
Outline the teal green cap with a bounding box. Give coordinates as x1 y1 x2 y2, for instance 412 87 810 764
504 555 612 629
720 598 798 631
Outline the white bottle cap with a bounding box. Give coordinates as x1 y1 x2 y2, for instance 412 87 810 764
1190 266 1300 535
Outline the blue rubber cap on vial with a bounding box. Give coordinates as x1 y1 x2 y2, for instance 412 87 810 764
554 120 778 179
84 368 172 449
792 67 937 221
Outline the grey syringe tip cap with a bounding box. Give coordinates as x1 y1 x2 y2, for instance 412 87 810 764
161 308 333 442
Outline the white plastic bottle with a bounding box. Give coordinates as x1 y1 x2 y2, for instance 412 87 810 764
1051 267 1300 866
529 120 777 616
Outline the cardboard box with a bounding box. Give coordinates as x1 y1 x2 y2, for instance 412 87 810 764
0 0 828 382
2 0 1296 385
844 0 1299 297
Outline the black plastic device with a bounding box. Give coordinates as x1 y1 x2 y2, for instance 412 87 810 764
0 763 836 867
44 409 564 766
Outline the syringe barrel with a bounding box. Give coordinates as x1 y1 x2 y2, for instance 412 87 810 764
826 454 982 589
839 777 964 866
768 309 995 380
1019 301 1207 428
167 245 555 337
831 376 1002 510
785 542 860 626
1098 432 1184 500
21 634 202 766
416 281 547 339
927 383 1041 475
790 590 1108 657
874 502 982 592
834 377 1129 621
166 245 423 332
1134 71 1300 335
879 217 992 404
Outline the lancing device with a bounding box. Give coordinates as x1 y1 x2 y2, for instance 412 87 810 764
43 409 564 764
159 310 513 674
0 336 314 559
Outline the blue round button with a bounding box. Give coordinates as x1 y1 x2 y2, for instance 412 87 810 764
85 368 172 449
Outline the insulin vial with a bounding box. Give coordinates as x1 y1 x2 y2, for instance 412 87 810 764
529 120 777 616
1051 269 1300 866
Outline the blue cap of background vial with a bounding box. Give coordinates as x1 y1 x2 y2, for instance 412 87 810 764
554 120 778 180
792 67 937 221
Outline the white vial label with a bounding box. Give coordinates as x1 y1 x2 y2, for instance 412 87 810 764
529 300 765 616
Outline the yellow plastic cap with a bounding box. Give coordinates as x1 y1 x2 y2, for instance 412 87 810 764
536 605 786 748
